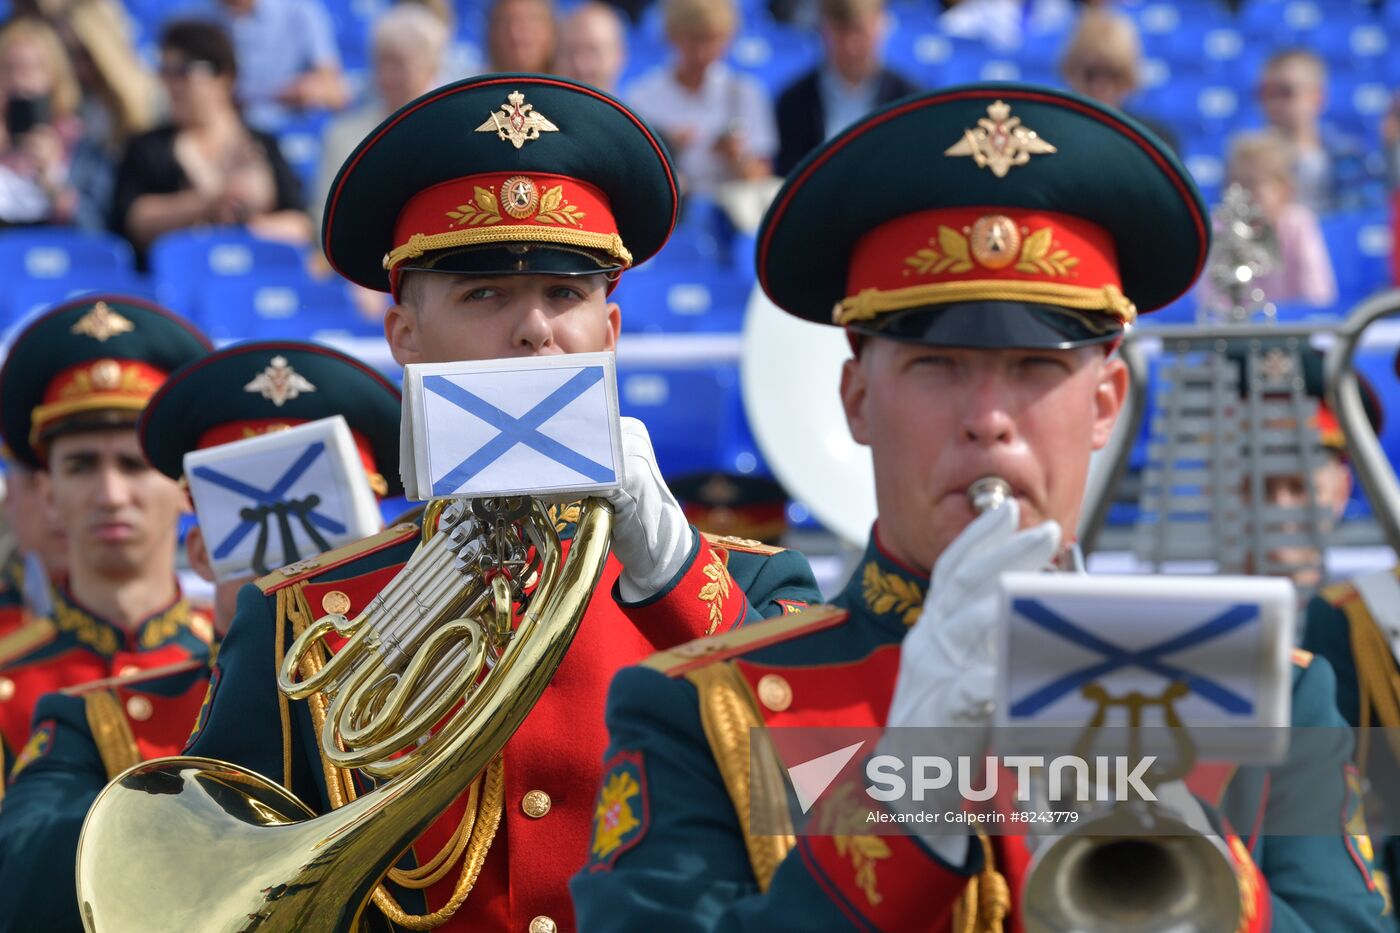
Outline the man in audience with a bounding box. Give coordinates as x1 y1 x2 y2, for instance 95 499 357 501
182 0 348 129
624 0 776 198
774 0 915 176
486 0 556 73
555 1 626 95
1257 48 1385 215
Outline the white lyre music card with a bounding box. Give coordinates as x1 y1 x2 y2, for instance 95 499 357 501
993 573 1295 764
400 351 623 502
184 415 382 582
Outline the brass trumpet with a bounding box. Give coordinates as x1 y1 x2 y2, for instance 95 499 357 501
968 476 1242 932
76 495 613 932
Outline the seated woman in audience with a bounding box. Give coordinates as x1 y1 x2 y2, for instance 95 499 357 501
1210 130 1337 309
623 0 776 198
0 18 85 225
111 19 310 265
55 0 159 232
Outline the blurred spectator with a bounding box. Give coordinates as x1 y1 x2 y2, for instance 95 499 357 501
1059 8 1176 152
555 2 626 94
1226 131 1336 307
624 0 776 197
938 0 1074 53
55 0 159 231
0 18 84 225
181 0 348 131
311 4 447 228
111 20 311 264
487 0 556 73
1257 48 1385 215
0 457 66 618
774 0 915 176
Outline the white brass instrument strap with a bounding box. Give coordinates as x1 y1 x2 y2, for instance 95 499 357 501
1353 569 1400 666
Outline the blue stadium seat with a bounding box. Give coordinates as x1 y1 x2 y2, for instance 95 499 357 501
727 24 822 94
0 227 134 281
1322 210 1392 306
277 112 330 194
1315 21 1390 77
616 363 739 477
150 229 308 318
1324 76 1391 136
614 265 753 334
195 274 361 342
5 276 155 330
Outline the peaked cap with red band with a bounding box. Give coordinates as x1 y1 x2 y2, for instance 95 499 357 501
322 74 678 295
138 341 404 496
0 295 211 468
756 83 1210 349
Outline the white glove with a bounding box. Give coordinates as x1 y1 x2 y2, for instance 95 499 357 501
887 499 1062 733
606 417 696 602
878 501 1060 864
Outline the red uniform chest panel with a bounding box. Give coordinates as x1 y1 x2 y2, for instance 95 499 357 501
0 650 105 752
121 677 214 761
734 644 902 730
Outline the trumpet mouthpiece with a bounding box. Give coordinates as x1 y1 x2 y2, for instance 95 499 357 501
968 477 1012 515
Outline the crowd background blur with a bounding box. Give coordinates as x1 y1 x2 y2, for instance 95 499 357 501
0 0 1394 563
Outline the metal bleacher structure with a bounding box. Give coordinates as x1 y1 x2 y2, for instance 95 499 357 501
1 0 1397 545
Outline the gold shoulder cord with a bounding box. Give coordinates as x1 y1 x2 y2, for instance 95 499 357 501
1342 598 1400 775
84 691 142 779
281 581 504 929
685 663 796 890
950 831 1009 933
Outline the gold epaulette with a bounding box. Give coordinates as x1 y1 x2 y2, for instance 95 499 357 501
643 605 848 678
61 657 210 696
1320 580 1359 607
255 522 420 594
703 533 786 557
0 618 55 667
1292 647 1314 669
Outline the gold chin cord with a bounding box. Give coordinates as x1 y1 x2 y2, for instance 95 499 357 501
75 495 614 933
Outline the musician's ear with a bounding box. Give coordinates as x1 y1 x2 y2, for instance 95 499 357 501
186 524 216 584
386 272 426 365
1090 354 1129 450
604 300 620 351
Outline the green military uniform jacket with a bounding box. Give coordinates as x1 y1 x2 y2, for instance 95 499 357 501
572 533 1391 931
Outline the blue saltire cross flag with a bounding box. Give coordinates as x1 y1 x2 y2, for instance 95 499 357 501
993 574 1294 762
402 353 623 501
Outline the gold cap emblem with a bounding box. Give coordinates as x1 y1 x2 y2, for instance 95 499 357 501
475 91 559 149
944 100 1057 178
244 355 316 407
501 175 540 218
969 215 1022 270
70 302 134 342
89 359 123 390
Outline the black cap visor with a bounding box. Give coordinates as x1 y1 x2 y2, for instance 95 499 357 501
400 242 624 281
851 301 1124 350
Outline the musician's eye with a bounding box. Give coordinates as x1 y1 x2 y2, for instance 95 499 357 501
1019 355 1070 373
461 287 503 302
547 285 585 301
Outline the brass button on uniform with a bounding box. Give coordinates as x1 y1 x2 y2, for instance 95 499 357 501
756 674 792 712
0 677 13 702
522 789 552 819
529 916 556 933
322 590 352 615
126 696 153 721
118 665 140 677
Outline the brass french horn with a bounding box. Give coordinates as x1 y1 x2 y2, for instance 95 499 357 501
75 495 613 932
